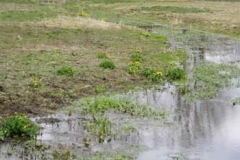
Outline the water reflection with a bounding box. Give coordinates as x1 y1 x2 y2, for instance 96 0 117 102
133 34 240 159
130 86 240 160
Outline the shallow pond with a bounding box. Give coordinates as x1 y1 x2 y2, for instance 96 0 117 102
1 31 240 160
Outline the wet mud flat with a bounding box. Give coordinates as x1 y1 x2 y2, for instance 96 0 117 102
1 30 240 160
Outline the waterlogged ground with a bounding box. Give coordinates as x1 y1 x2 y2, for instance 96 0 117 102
1 30 240 160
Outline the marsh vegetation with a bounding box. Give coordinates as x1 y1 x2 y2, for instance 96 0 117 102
1 0 240 159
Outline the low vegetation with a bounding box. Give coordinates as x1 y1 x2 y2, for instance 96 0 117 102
0 113 39 141
77 96 166 117
186 62 240 101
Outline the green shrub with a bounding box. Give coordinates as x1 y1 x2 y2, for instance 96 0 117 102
57 66 74 76
99 61 116 69
0 113 39 140
141 68 163 82
165 67 185 81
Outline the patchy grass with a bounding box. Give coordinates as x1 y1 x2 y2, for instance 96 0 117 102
140 6 210 13
186 62 240 101
76 96 166 117
0 17 185 116
81 0 240 37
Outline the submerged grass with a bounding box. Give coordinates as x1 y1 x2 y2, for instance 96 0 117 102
186 62 240 101
76 96 166 117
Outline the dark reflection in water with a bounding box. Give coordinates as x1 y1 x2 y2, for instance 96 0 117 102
134 34 240 160
129 86 240 160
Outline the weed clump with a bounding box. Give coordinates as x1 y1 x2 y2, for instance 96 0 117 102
30 77 41 88
99 61 116 69
125 61 141 74
130 54 143 62
57 66 74 76
141 68 163 82
165 67 185 81
85 116 111 143
0 113 39 140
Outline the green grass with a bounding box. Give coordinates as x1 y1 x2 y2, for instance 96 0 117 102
140 6 210 13
0 0 35 3
0 10 57 22
0 20 184 115
76 96 166 117
186 62 240 101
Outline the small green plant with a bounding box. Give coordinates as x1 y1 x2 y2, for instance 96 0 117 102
141 68 163 82
57 66 74 76
165 67 185 81
85 116 112 143
97 52 109 59
94 85 106 94
0 130 4 141
125 61 141 74
0 113 39 140
99 61 116 69
130 54 143 62
30 77 41 88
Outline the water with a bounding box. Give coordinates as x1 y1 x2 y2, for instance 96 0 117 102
134 30 240 160
1 31 240 160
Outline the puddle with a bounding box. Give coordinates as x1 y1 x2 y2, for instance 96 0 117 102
1 29 240 160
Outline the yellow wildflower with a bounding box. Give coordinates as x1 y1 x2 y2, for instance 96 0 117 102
156 71 163 76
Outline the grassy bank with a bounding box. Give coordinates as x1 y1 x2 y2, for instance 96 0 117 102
1 0 239 116
0 0 188 116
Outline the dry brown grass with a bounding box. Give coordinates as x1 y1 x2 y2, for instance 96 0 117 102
26 16 122 30
0 3 36 12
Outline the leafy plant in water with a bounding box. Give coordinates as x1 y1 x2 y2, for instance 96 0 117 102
57 66 74 76
0 113 39 140
85 116 112 143
78 96 166 117
141 68 163 82
186 62 240 101
99 60 116 69
125 61 141 74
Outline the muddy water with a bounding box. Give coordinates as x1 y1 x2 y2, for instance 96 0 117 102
1 33 240 160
